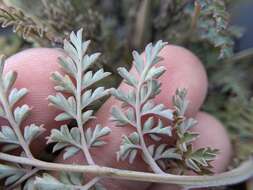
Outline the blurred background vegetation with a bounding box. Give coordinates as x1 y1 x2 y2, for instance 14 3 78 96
0 0 252 189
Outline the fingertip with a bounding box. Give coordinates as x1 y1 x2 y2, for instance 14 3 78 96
193 111 232 173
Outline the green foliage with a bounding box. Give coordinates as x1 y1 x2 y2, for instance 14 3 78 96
48 29 111 163
0 164 26 186
111 41 218 174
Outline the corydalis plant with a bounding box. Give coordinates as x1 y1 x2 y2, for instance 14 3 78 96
111 41 218 175
47 29 111 189
0 55 44 188
0 29 252 190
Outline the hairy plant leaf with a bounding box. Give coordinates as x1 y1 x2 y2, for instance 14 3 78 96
0 126 18 144
0 164 25 186
48 94 76 118
81 52 100 72
132 50 144 74
117 67 137 87
51 72 76 94
59 171 83 186
47 125 81 157
141 102 173 120
111 89 136 106
173 88 189 116
3 70 17 92
8 88 28 108
35 173 71 190
185 147 219 173
85 125 111 148
117 132 140 163
24 124 45 144
13 104 30 125
81 87 109 109
148 144 182 161
63 146 79 160
82 69 110 89
111 107 134 126
143 119 172 141
58 57 77 78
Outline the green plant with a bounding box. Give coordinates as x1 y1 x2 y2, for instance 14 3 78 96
0 29 252 190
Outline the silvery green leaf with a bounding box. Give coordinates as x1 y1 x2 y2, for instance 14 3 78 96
0 164 25 186
81 87 109 109
48 94 76 117
110 107 134 126
178 132 199 152
13 104 30 125
23 177 35 190
51 72 76 94
63 146 79 160
185 158 201 172
173 88 189 116
117 67 137 87
132 50 144 74
144 43 153 66
8 88 28 107
82 52 100 72
141 103 173 120
110 89 136 106
143 119 172 139
59 171 83 186
82 69 110 89
153 144 181 161
82 110 95 124
35 173 71 190
0 126 18 144
144 40 167 67
3 70 17 92
24 124 45 144
140 80 161 104
58 57 77 78
63 39 79 65
52 143 69 153
85 125 111 148
69 30 82 58
2 144 19 152
117 132 140 163
48 125 81 155
55 112 73 121
143 117 154 132
145 66 166 81
185 148 219 173
177 118 198 134
151 41 167 61
188 148 218 167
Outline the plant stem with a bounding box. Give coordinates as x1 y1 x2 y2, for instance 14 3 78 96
0 153 252 188
135 81 165 174
75 51 95 165
0 84 33 159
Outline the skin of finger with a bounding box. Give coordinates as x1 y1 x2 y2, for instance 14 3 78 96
2 48 65 157
55 45 209 190
148 111 232 190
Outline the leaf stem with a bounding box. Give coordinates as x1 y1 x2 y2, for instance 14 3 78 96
0 153 252 188
0 84 33 159
75 51 95 165
135 81 165 174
